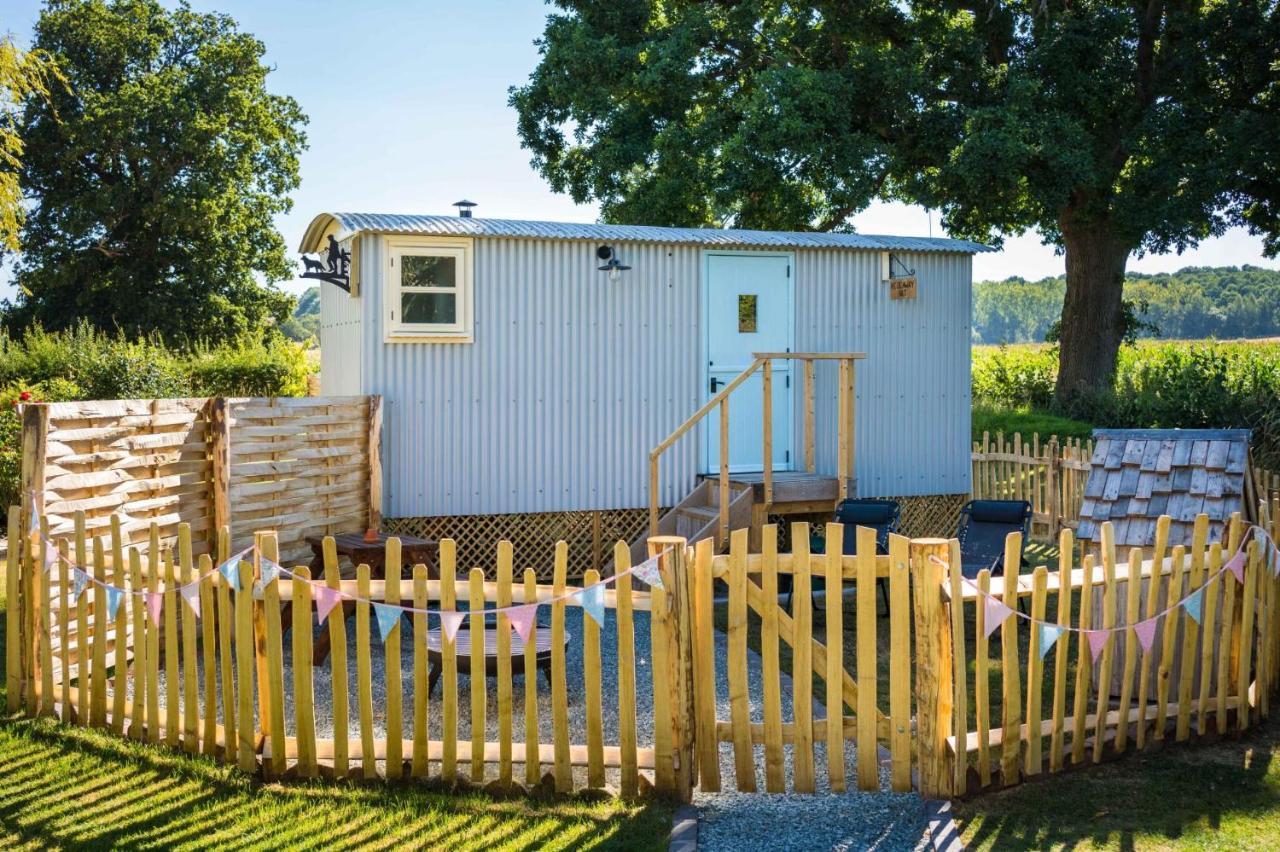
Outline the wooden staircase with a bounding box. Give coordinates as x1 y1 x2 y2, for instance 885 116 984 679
628 479 754 565
629 352 864 565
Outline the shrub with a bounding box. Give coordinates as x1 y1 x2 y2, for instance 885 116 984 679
0 323 315 515
187 335 311 397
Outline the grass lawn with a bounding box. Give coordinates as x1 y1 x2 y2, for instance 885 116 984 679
954 716 1280 850
972 403 1095 444
0 592 673 851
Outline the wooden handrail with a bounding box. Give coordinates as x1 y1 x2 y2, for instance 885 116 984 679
648 352 866 540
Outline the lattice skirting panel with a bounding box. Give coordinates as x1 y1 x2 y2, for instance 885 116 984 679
384 509 653 581
888 493 970 539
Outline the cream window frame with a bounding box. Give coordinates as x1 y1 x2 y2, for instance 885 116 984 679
384 236 474 343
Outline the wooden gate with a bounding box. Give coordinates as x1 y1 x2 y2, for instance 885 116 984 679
688 522 918 793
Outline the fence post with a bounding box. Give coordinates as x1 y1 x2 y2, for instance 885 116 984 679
367 395 383 531
1046 437 1061 537
208 398 231 554
18 403 48 715
649 535 695 802
911 537 955 799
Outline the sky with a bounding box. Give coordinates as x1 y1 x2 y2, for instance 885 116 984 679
3 0 1278 298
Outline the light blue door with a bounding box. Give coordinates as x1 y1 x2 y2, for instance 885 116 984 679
704 253 793 474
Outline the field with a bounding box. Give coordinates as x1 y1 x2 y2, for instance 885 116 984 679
972 339 1280 467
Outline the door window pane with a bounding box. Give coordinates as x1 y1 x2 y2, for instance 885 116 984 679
401 254 456 288
738 294 758 333
402 291 456 324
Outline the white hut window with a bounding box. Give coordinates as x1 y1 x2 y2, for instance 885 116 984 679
385 237 473 342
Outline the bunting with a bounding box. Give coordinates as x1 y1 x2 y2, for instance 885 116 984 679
1038 623 1065 659
218 550 248 591
1184 587 1204 624
179 583 201 618
314 585 343 625
1134 618 1159 653
575 584 606 626
145 591 163 627
983 595 1013 639
1226 549 1247 584
506 604 538 641
260 556 282 587
106 587 124 621
42 540 56 575
72 568 90 601
632 554 664 590
373 603 401 641
440 610 465 642
1086 629 1110 662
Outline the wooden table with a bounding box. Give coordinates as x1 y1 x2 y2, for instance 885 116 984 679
305 532 439 664
425 627 569 695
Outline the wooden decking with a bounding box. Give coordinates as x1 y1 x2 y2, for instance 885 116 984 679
705 471 846 508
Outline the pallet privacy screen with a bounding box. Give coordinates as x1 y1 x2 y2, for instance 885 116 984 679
21 396 380 567
6 501 1278 802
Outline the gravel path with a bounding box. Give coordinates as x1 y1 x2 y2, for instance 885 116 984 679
695 620 929 851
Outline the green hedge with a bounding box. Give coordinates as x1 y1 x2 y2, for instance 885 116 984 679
973 340 1280 468
0 323 314 511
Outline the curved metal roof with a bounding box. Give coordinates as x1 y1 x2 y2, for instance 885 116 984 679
299 212 993 254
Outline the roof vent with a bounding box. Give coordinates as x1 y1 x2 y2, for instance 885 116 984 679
453 199 477 219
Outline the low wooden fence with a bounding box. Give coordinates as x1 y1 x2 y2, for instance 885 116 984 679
21 396 380 566
6 507 685 797
923 499 1280 797
973 430 1279 539
971 432 1093 537
6 499 1279 802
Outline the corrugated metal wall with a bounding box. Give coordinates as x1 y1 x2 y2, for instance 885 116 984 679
362 237 703 517
345 235 971 518
318 236 364 395
795 249 972 497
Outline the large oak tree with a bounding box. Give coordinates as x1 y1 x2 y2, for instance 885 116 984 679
512 1 1280 402
8 0 307 342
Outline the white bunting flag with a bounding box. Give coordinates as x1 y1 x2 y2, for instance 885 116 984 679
179 583 202 618
983 595 1013 639
440 610 465 642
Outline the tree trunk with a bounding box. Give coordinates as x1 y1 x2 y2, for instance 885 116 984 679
1054 223 1132 404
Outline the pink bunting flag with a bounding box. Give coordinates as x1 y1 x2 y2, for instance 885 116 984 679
440 610 465 642
1226 549 1247 584
506 604 538 642
983 595 1013 639
1086 629 1110 662
145 591 163 627
314 585 342 626
1133 618 1158 653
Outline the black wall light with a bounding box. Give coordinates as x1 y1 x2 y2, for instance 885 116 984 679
596 245 631 281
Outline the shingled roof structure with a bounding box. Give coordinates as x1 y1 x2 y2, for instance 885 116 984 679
1077 428 1253 548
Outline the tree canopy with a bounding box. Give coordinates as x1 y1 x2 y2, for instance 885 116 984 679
0 36 61 254
512 2 1280 401
7 0 307 342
